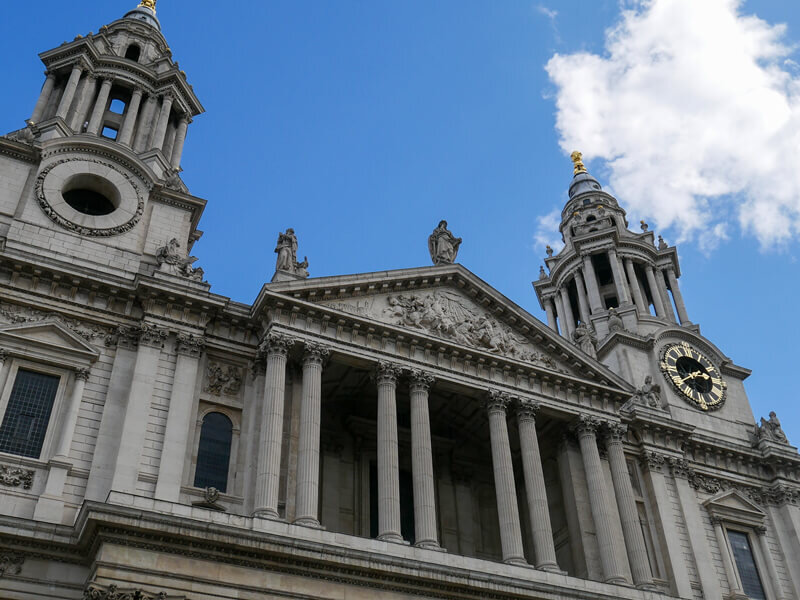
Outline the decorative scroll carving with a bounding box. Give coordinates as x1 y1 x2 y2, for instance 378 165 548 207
137 323 169 348
176 334 205 358
604 422 627 443
302 342 330 366
257 331 294 358
0 552 24 577
0 302 110 341
667 457 693 479
83 582 180 599
573 413 602 437
428 220 462 265
0 465 33 489
753 411 789 445
156 238 204 281
204 361 242 396
638 451 666 472
485 389 513 413
383 291 558 369
515 399 541 421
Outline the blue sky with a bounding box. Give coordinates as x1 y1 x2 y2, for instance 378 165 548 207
2 1 799 442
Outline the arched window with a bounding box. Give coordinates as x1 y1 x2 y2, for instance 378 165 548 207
193 412 233 492
125 44 141 62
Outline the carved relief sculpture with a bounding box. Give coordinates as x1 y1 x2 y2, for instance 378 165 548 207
156 238 204 281
572 322 597 358
205 361 243 396
0 464 34 489
274 228 310 278
428 220 462 265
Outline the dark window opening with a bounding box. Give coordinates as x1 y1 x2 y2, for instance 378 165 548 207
193 412 233 492
567 280 581 326
101 125 119 140
108 99 126 114
0 369 60 458
728 530 766 600
63 188 116 216
604 295 618 309
582 199 591 206
369 464 416 544
592 253 614 286
585 215 597 222
125 44 141 62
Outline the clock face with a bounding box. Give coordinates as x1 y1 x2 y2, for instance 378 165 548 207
660 342 726 411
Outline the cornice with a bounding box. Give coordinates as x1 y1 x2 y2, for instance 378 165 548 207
0 137 40 163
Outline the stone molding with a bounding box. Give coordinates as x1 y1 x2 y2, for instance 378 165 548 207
83 582 181 599
0 301 110 342
175 333 205 358
0 464 34 489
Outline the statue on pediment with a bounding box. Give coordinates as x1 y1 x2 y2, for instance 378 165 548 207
274 228 309 280
428 220 462 265
755 411 788 444
573 322 597 358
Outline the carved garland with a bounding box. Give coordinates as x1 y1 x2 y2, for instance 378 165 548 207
35 158 144 237
0 465 34 489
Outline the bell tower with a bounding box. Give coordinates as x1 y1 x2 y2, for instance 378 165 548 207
1 0 206 282
533 152 691 342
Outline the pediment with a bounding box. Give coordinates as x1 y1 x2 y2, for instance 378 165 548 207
0 319 100 362
703 489 765 525
264 264 632 388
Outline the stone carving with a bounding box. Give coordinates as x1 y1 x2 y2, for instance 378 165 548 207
607 307 625 332
35 158 144 237
274 228 309 278
622 375 663 411
3 124 35 145
428 220 462 265
83 582 176 599
0 465 33 489
546 245 554 257
657 235 668 250
572 322 597 358
163 168 186 192
638 451 666 472
0 552 24 577
539 266 547 280
485 389 513 412
0 301 110 341
375 361 403 385
156 238 204 281
754 411 789 444
204 362 242 396
175 334 205 358
640 220 648 232
257 331 295 358
191 486 225 512
573 413 602 436
383 291 558 369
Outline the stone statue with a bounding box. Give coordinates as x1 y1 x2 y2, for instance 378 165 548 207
658 235 668 250
623 375 662 411
572 322 597 358
546 245 554 257
155 238 204 281
607 307 625 332
539 265 547 280
755 411 788 444
428 221 462 265
640 220 648 232
274 228 310 279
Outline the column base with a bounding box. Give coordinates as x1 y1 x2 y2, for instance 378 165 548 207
502 557 528 566
536 562 564 574
293 517 322 528
603 575 630 586
377 533 405 544
635 582 660 592
253 508 281 520
414 540 445 552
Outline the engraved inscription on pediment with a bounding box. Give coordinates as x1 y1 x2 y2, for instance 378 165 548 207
320 290 561 370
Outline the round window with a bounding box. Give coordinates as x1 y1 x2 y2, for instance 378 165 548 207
61 174 119 216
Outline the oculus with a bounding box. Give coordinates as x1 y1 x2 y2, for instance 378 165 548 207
660 342 726 411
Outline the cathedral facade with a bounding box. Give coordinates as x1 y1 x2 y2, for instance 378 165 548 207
0 3 798 599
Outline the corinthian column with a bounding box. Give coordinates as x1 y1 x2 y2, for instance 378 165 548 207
573 415 628 584
604 424 654 588
171 116 191 168
409 369 440 549
516 400 559 571
574 270 592 324
644 265 667 318
152 93 174 151
56 65 83 120
581 255 604 313
30 71 57 123
487 390 526 565
294 342 329 527
608 248 630 305
118 87 143 146
253 332 293 518
665 267 690 324
376 362 403 542
624 259 647 314
87 78 113 135
155 334 205 502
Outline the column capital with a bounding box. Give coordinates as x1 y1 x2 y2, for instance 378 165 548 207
572 413 602 437
709 515 724 526
638 450 666 473
101 77 114 85
485 389 513 413
409 368 434 392
515 399 541 422
74 367 91 381
130 86 145 97
667 457 693 479
138 323 169 348
376 361 402 385
160 92 174 102
302 341 330 366
258 331 295 357
754 525 767 536
603 422 627 443
176 333 205 358
0 349 9 364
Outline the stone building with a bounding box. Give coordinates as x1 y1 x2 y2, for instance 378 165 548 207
0 3 798 599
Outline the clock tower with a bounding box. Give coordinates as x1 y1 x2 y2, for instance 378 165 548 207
533 153 760 443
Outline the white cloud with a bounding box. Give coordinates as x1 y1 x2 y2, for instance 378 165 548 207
545 0 800 249
533 208 564 256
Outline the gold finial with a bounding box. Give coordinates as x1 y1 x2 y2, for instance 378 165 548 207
570 151 587 175
138 0 157 12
